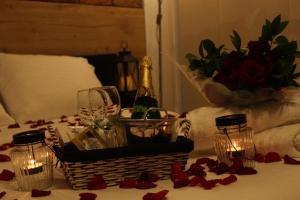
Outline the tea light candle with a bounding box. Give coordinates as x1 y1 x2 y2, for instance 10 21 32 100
227 142 245 159
25 160 43 175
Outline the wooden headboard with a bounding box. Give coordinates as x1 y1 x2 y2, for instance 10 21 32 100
0 0 146 58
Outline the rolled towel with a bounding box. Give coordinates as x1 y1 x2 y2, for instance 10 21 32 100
254 123 300 158
187 98 300 151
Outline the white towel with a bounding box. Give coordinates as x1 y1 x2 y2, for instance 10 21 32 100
254 123 300 158
187 98 300 151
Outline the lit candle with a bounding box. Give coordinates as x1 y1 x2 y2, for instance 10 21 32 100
227 142 245 159
24 160 43 175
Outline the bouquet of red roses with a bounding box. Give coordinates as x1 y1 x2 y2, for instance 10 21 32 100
185 15 300 105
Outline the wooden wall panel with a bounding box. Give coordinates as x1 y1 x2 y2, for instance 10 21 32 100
19 0 143 8
0 0 146 58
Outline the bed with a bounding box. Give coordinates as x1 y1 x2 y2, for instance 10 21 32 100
0 52 300 200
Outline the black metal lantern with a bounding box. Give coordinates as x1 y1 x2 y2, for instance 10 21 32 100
116 42 139 108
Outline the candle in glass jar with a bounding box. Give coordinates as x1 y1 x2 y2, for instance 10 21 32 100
24 160 43 175
227 142 245 159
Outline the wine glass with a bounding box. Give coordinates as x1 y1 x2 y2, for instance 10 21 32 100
88 86 125 148
77 89 95 126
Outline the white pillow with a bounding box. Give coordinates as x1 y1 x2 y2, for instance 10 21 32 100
0 53 102 123
0 103 15 126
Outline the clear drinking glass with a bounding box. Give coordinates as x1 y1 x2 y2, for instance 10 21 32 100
89 86 127 148
77 89 95 126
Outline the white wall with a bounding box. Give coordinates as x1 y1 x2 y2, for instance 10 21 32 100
145 0 300 113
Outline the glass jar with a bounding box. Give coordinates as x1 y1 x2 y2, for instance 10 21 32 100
214 114 255 168
10 130 53 191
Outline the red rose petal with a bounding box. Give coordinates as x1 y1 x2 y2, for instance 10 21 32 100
199 178 219 190
68 122 76 126
0 143 14 151
0 191 6 199
60 115 68 119
171 163 183 174
237 167 257 175
0 169 15 181
229 160 244 174
0 154 10 162
143 190 169 200
189 176 202 186
219 174 237 185
135 181 157 189
196 157 213 165
173 178 190 188
264 152 281 163
8 123 20 129
59 119 68 123
255 153 265 163
31 189 51 197
171 172 189 182
119 178 137 188
210 162 229 175
79 192 97 200
283 155 300 165
87 175 107 190
187 163 206 177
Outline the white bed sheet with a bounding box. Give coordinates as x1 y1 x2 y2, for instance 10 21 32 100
1 120 300 200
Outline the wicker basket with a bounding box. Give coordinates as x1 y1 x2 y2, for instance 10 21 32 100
54 137 193 190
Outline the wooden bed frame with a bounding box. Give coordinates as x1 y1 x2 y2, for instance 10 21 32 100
0 0 146 58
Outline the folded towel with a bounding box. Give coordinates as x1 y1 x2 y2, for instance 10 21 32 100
254 123 300 158
187 98 300 151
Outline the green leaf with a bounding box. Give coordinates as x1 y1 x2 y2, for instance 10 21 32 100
271 15 281 34
260 20 272 42
202 39 216 55
198 41 205 58
278 21 289 35
230 30 241 51
185 53 198 64
275 35 288 45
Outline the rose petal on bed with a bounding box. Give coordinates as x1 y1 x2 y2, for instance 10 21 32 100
199 178 219 190
0 169 15 181
173 178 190 188
255 153 265 163
171 163 183 174
228 160 244 174
143 190 169 200
219 174 237 185
196 157 213 165
283 155 300 165
0 154 10 162
87 175 107 190
171 172 189 182
135 181 157 189
119 178 137 188
68 122 76 126
264 152 281 163
209 162 229 175
31 189 51 197
8 123 20 129
187 163 206 177
237 167 257 175
79 192 97 200
189 176 202 186
59 119 68 123
0 191 6 199
0 142 14 151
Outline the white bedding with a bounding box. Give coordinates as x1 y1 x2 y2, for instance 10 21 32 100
1 120 300 200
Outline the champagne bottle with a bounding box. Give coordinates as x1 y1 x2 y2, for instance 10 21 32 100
131 56 161 119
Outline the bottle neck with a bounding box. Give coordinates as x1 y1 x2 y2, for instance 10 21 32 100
138 65 155 97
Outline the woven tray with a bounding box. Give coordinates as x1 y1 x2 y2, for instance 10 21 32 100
54 137 193 190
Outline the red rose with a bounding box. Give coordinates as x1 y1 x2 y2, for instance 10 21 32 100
248 41 270 56
239 59 267 87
